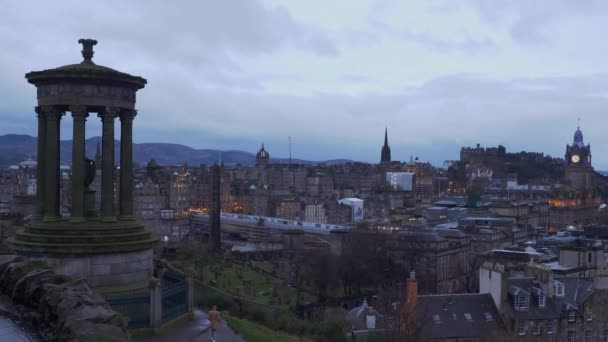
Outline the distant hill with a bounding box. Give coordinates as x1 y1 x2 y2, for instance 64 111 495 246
0 134 351 169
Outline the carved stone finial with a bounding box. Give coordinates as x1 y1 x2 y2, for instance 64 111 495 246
78 38 98 63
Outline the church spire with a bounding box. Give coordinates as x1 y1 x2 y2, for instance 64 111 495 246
384 127 388 146
381 127 391 163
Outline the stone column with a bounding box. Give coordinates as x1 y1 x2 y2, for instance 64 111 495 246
119 110 135 220
34 107 47 220
42 106 62 221
70 105 88 222
99 107 119 221
185 267 195 320
148 277 162 329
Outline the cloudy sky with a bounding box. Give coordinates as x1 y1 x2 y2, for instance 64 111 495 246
2 0 608 167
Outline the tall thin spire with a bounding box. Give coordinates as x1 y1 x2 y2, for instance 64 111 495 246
381 127 391 163
384 127 388 146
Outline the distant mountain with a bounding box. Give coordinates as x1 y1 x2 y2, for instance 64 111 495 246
0 134 352 169
0 134 38 170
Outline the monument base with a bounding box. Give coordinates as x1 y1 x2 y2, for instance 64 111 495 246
28 248 153 288
9 218 158 288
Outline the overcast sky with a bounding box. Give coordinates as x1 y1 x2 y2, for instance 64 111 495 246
2 0 608 167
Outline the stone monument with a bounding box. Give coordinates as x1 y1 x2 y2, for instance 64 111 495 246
9 39 157 288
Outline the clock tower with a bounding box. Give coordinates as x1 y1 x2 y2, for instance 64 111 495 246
564 126 593 192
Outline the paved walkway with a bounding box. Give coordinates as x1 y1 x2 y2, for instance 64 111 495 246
138 309 244 342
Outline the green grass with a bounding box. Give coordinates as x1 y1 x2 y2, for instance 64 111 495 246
168 242 315 307
224 315 309 342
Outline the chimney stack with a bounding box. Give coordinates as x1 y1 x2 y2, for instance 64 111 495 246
399 271 418 330
404 271 418 309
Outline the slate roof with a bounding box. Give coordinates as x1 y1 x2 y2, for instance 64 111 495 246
416 293 507 339
506 277 594 320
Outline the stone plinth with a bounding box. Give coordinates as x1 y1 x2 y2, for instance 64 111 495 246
9 219 157 288
42 249 153 288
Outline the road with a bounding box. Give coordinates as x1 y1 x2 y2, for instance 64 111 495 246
138 309 244 342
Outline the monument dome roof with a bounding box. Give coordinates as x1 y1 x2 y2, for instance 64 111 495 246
25 39 146 90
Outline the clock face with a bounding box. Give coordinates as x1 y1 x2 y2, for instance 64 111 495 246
571 155 580 163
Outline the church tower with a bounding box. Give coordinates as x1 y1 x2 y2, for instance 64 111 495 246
380 128 391 163
256 143 270 168
564 126 593 192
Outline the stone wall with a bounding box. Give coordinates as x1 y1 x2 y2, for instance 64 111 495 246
0 256 129 341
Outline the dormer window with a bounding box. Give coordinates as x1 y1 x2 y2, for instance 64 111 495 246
554 281 565 297
539 293 546 308
515 294 529 311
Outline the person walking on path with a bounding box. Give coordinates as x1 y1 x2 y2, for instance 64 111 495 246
208 305 221 341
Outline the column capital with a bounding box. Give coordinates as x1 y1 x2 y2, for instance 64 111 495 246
119 109 137 122
39 105 64 120
98 106 120 121
69 105 89 119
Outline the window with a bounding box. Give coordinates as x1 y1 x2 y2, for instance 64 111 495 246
603 330 608 342
515 295 529 311
568 331 576 342
588 252 593 264
568 310 576 323
484 312 494 321
547 320 555 335
518 321 526 336
555 281 565 297
533 321 541 335
433 314 441 323
585 330 593 342
538 293 546 307
464 313 472 321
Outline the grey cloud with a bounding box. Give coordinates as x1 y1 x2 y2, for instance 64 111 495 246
366 15 496 53
4 1 608 168
464 0 608 44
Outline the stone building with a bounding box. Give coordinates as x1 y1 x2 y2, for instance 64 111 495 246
304 203 327 223
168 165 193 212
480 262 608 341
134 179 166 219
488 199 549 229
457 217 531 255
275 199 302 220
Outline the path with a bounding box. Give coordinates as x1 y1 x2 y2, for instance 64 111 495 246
137 309 244 342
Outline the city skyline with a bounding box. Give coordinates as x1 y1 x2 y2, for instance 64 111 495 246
2 1 608 167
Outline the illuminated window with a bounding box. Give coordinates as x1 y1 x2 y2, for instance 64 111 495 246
568 331 576 342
